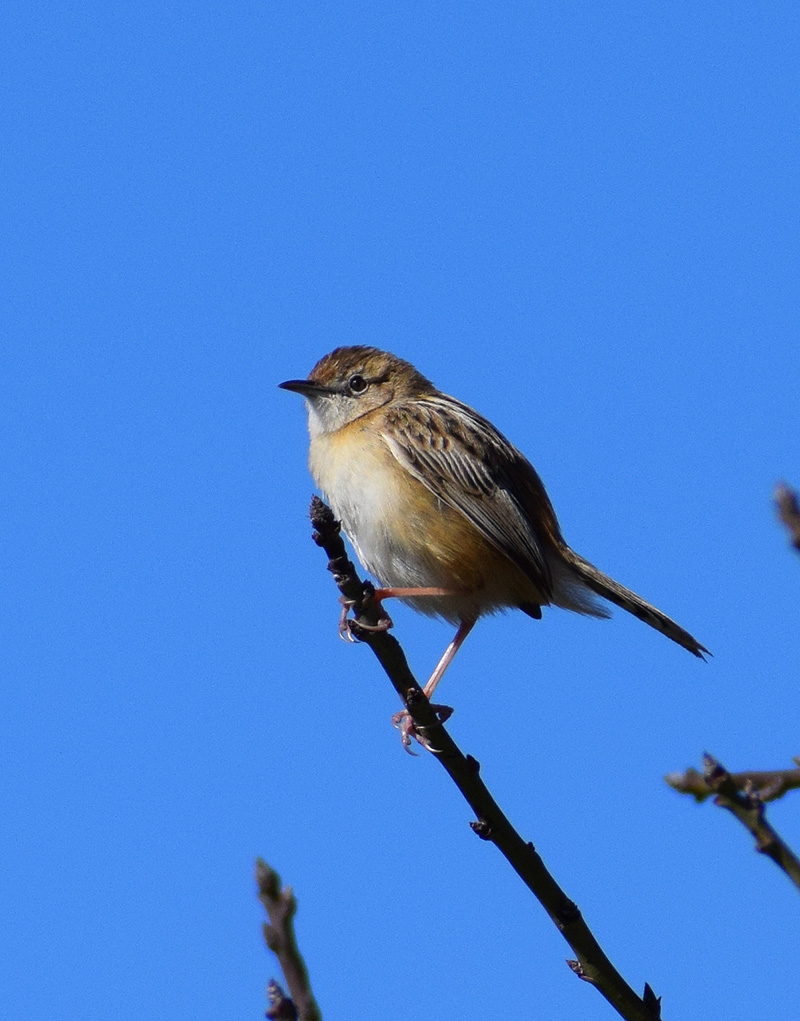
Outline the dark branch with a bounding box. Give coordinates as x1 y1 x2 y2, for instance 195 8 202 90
698 755 800 892
665 761 800 803
256 859 322 1021
310 496 660 1021
775 481 800 553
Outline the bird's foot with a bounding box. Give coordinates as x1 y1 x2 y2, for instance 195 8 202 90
391 703 454 755
337 598 359 642
337 583 394 642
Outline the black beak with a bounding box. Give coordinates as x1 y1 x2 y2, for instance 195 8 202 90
278 378 329 397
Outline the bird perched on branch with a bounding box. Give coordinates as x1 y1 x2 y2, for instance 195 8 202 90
280 346 707 745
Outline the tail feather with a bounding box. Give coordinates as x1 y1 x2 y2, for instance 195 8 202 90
561 549 709 659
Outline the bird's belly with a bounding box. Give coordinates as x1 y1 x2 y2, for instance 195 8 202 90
309 428 540 623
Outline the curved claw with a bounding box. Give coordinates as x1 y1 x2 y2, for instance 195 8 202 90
337 593 393 640
337 599 359 642
391 709 419 755
338 622 358 643
391 704 453 754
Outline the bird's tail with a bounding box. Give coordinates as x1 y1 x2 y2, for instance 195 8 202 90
560 548 709 659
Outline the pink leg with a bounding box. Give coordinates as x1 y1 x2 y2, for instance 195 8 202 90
393 617 477 752
373 585 458 601
423 617 477 698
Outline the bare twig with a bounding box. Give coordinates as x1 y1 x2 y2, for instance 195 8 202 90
775 481 800 553
665 760 800 803
698 754 800 892
256 859 322 1021
310 496 660 1021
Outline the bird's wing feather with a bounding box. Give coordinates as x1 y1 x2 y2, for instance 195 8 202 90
381 396 557 597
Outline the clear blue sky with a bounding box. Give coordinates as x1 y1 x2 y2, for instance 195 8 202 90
4 3 800 1019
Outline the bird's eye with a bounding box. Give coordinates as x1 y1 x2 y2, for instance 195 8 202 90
348 374 368 394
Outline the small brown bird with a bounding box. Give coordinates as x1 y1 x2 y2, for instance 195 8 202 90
280 347 707 739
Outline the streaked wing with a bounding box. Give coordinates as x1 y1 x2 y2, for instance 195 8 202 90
381 395 556 597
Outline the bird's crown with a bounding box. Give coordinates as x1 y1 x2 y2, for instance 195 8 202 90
309 346 434 398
